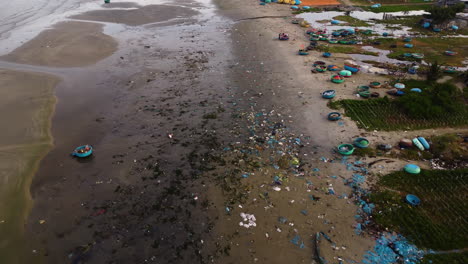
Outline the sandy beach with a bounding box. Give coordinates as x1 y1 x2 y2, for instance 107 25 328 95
0 0 465 263
1 21 117 67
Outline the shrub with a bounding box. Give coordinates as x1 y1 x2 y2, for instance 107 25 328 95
426 3 465 24
398 82 466 119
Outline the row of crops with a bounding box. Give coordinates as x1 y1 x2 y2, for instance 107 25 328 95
335 99 468 131
370 169 468 263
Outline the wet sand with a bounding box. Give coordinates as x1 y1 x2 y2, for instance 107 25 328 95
71 4 200 26
0 69 60 264
1 0 461 263
1 21 117 67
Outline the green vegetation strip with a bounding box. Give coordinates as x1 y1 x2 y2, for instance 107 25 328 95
371 169 468 251
330 97 468 131
358 4 432 12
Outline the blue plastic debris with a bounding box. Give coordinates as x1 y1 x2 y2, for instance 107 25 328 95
355 223 363 235
241 173 250 178
362 233 426 264
300 210 308 216
278 216 287 224
290 235 305 249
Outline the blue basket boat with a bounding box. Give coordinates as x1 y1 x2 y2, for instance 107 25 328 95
405 194 421 206
322 90 336 99
404 43 413 48
322 52 331 58
328 112 342 121
404 164 421 174
72 145 93 158
344 64 360 73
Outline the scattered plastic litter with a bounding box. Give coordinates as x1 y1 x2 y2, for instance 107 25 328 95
290 235 305 249
362 233 426 264
278 216 288 224
239 213 256 228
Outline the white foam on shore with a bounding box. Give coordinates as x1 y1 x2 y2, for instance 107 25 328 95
0 0 170 56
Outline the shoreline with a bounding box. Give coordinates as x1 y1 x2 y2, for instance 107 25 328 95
0 69 60 264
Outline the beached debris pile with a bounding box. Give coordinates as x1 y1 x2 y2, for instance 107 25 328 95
362 233 426 264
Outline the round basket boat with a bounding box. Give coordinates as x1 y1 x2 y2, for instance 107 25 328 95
354 137 370 148
357 86 371 98
322 90 336 99
298 49 309 55
331 75 345 83
394 83 405 89
328 39 338 44
327 65 340 71
403 53 412 57
315 65 328 72
444 50 457 56
72 145 93 158
339 70 352 78
405 194 421 206
403 37 412 42
369 82 381 88
410 88 422 93
279 33 289 41
412 53 424 59
404 164 421 174
313 61 326 66
404 43 413 48
327 112 342 121
337 144 355 155
444 66 457 73
322 52 331 58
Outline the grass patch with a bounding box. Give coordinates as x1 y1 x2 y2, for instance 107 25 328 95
316 45 378 56
421 252 468 264
431 134 468 161
371 168 468 250
332 97 468 131
333 15 370 27
351 0 432 4
292 8 321 14
368 37 468 66
358 4 432 12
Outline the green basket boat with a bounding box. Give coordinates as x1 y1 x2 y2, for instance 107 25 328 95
337 144 354 155
353 137 370 148
315 65 327 72
331 75 344 83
